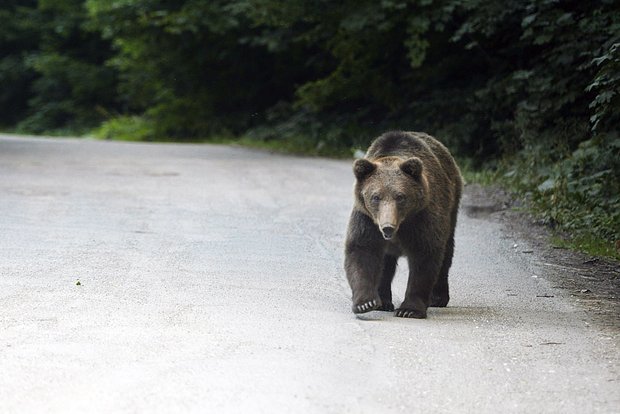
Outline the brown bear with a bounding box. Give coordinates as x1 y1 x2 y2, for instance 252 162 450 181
344 131 463 318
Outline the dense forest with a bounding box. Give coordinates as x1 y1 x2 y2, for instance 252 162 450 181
1 0 618 255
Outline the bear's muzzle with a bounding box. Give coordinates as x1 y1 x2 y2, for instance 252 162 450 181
380 225 396 240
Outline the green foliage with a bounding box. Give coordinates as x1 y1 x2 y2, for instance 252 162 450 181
500 133 620 257
535 136 619 239
449 0 620 158
18 51 116 133
587 41 620 133
0 0 118 134
551 234 620 261
3 0 618 148
84 0 316 139
0 1 39 127
93 115 154 141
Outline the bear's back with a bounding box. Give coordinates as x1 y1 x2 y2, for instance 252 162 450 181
366 131 456 172
365 131 429 159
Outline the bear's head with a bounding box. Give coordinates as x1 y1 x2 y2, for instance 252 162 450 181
353 156 429 240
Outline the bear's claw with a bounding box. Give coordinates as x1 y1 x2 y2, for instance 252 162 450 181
394 308 427 319
354 299 380 314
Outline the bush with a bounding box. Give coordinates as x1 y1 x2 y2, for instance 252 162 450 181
501 133 620 258
93 115 154 141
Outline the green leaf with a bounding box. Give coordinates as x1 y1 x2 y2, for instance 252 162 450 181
538 178 555 192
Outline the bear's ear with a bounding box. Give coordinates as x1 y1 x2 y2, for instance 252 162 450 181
353 159 376 181
400 157 423 180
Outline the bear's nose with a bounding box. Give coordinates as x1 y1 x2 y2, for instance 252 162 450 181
381 226 395 240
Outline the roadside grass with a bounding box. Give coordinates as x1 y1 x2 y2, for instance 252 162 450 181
91 118 352 156
457 158 498 187
464 159 619 261
93 116 153 141
550 234 619 260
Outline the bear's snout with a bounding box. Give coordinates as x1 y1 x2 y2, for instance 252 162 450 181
376 202 399 240
381 225 396 240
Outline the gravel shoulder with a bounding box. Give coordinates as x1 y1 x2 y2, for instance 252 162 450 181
463 183 620 335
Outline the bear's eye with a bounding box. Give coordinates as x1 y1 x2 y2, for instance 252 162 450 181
395 193 406 203
370 194 381 203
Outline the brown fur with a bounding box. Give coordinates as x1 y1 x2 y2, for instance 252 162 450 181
344 131 463 318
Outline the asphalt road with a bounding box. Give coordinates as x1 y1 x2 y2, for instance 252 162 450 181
0 134 618 413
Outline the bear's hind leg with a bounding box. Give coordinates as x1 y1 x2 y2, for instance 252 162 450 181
430 279 449 308
378 255 397 311
396 255 442 318
431 234 454 307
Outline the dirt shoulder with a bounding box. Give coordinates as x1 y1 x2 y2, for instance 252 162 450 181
462 183 620 334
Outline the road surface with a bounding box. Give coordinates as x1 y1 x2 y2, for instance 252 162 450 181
0 134 618 413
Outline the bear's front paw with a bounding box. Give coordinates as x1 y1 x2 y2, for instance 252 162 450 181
394 307 427 319
353 298 381 314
